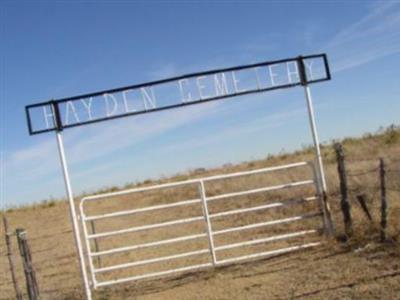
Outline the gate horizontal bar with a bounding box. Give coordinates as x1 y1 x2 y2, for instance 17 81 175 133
82 179 199 202
209 196 316 218
84 198 201 221
89 211 321 240
95 262 213 288
216 242 321 265
91 232 208 257
214 230 317 251
213 212 322 236
94 249 210 273
81 161 311 203
88 216 204 239
206 180 315 202
202 161 310 182
94 242 321 288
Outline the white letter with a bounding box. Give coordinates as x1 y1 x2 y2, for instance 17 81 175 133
122 89 137 113
178 79 192 103
268 64 279 86
231 71 247 93
81 98 93 120
196 76 208 99
214 73 228 96
304 60 314 80
43 106 54 129
103 93 118 117
141 87 156 110
254 67 262 89
286 61 299 83
65 101 80 125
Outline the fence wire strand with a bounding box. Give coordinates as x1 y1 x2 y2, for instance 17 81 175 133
347 168 378 177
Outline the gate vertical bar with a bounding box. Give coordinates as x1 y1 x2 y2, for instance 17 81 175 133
52 101 92 300
90 220 102 268
297 57 333 235
198 181 217 265
79 208 98 290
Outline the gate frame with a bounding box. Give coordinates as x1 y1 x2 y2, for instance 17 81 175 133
26 54 335 300
79 161 325 289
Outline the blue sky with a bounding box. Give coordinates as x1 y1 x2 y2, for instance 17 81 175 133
1 1 400 208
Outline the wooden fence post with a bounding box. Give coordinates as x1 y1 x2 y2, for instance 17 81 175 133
90 220 101 267
334 143 353 238
16 228 40 300
2 215 23 300
380 158 387 242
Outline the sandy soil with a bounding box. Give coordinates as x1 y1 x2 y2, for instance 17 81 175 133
1 130 399 299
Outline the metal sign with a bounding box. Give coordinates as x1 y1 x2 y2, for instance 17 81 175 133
25 54 330 135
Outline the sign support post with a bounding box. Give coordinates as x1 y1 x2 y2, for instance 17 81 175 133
298 57 334 235
303 85 334 235
53 103 92 300
303 85 327 191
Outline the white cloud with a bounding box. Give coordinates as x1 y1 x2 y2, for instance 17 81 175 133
147 63 178 79
159 106 308 154
324 1 400 72
5 101 224 183
11 138 56 165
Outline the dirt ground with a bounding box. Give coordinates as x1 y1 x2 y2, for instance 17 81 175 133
1 179 399 300
1 128 399 299
87 239 399 300
2 222 400 300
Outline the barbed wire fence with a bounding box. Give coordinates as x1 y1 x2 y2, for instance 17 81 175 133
0 220 82 300
334 144 400 242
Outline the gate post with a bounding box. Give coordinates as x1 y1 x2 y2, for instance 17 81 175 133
52 102 92 300
298 57 334 236
301 74 327 191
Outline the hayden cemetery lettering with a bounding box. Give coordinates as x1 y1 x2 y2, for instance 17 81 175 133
26 54 330 134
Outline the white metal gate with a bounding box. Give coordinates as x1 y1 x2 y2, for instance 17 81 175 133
79 161 326 289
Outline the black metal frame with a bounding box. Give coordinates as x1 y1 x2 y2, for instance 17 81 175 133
25 53 330 135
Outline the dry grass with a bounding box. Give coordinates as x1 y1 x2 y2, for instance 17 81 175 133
1 126 399 299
